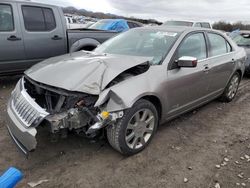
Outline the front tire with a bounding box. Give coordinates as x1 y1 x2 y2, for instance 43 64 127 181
220 72 241 102
107 99 158 155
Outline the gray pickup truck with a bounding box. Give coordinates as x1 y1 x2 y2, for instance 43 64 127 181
0 0 118 75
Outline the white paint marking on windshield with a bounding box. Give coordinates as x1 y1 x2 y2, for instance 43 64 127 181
156 32 178 37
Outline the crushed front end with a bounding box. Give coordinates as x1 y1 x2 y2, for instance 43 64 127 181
6 76 120 155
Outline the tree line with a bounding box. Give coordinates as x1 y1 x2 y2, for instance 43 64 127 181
63 6 250 30
212 21 250 32
62 7 162 25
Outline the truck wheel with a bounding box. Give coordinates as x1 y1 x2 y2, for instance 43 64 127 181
107 99 158 155
220 72 240 102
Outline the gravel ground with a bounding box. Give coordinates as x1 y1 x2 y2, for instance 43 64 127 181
0 75 250 188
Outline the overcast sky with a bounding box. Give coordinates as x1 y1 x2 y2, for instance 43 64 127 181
34 0 250 22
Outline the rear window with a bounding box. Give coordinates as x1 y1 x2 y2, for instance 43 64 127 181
22 6 56 31
0 4 14 31
208 33 228 56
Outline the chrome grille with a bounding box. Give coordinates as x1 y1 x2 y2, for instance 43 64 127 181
10 78 49 127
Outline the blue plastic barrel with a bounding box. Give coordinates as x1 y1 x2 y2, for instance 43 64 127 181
0 167 23 188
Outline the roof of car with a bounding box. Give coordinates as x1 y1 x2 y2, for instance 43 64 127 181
165 20 210 24
137 25 214 33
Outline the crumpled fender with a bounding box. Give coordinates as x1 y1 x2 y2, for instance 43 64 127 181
95 66 164 112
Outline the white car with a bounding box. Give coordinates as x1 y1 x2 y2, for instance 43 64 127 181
164 20 212 29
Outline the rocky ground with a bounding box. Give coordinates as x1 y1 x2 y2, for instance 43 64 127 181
0 75 249 188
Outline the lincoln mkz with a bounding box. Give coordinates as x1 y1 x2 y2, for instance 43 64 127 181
6 26 246 155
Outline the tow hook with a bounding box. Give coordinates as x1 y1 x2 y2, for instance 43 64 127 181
86 111 123 135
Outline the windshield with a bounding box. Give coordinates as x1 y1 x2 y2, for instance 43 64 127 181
232 33 250 46
164 21 193 27
94 29 180 65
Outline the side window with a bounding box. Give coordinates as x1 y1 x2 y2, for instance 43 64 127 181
0 4 14 31
43 8 56 30
207 33 227 56
22 6 56 32
127 22 134 28
133 23 140 28
201 23 211 29
194 23 202 28
177 33 207 60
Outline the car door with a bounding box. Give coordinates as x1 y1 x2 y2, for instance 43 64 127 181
166 32 211 118
205 32 236 95
0 2 26 73
17 3 67 67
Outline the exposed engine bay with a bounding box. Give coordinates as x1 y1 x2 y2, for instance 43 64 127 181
23 76 122 139
21 61 149 140
6 51 154 154
106 63 150 88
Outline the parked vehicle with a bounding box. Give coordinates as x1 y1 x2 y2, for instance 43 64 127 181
6 26 246 156
230 30 250 76
164 20 212 29
65 16 92 29
0 0 119 75
89 19 143 32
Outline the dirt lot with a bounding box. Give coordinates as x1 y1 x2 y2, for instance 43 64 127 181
0 76 250 188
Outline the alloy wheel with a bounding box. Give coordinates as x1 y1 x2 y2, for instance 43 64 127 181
125 109 155 150
227 75 240 100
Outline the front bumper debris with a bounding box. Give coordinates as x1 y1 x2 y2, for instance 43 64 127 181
6 77 124 155
6 78 49 155
86 111 124 134
6 101 37 155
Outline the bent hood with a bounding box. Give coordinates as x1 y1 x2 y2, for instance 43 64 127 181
25 51 152 95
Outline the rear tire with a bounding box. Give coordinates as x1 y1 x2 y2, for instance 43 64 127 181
106 99 158 156
220 72 240 102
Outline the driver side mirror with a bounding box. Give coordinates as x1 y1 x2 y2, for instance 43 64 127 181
177 56 198 68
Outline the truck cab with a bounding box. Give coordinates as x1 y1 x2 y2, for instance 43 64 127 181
0 0 67 75
0 0 122 75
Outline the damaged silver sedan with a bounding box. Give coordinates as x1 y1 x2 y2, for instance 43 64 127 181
6 27 246 155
